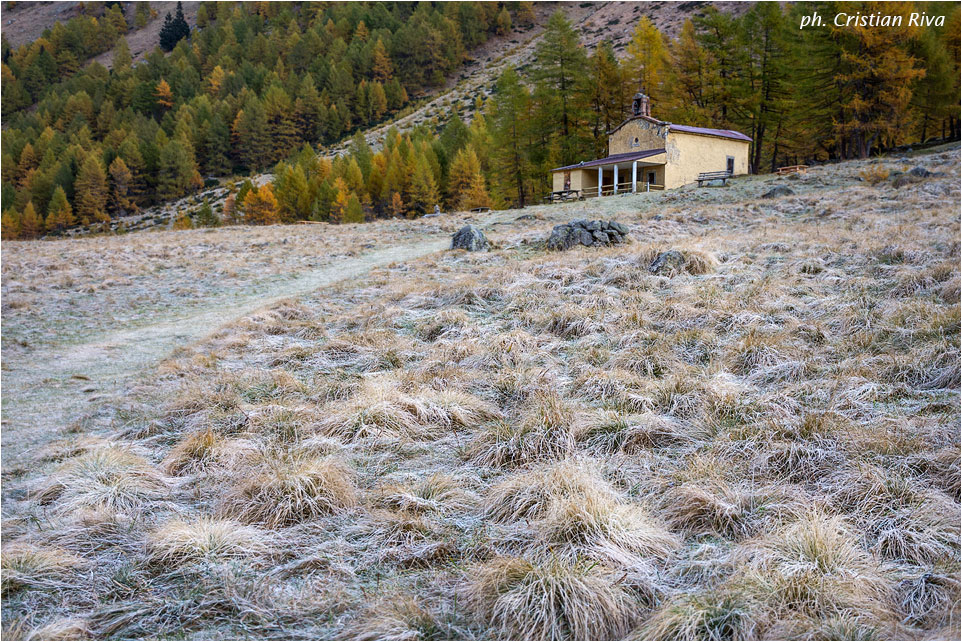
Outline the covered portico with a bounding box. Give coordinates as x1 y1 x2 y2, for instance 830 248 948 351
551 149 666 198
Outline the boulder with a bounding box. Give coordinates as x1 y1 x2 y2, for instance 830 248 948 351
908 166 932 178
451 225 489 252
649 250 686 276
761 186 794 199
546 219 630 251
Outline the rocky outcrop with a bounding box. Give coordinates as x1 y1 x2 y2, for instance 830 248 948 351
761 186 794 199
451 225 489 252
546 219 629 251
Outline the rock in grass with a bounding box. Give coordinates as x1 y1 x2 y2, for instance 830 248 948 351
451 225 489 252
546 220 629 251
649 250 686 276
761 186 794 199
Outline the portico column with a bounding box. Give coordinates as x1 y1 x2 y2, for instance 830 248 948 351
632 161 638 193
597 166 602 197
613 165 619 195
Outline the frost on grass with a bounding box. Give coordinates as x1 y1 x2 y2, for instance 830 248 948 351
3 149 959 639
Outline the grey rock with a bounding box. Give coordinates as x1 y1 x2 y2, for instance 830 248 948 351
649 250 686 276
546 219 629 250
451 225 489 252
908 166 932 177
546 224 579 251
762 186 795 199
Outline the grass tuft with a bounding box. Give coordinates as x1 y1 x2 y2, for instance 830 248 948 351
466 556 634 640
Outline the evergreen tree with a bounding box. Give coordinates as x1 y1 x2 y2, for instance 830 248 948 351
531 11 588 165
46 185 75 231
157 139 201 200
112 36 131 72
489 67 531 207
108 156 136 216
74 155 108 224
196 198 220 227
159 2 190 52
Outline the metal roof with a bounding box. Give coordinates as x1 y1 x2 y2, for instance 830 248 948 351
608 114 752 142
668 124 752 142
552 148 666 172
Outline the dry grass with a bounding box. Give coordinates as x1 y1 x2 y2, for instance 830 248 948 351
146 517 273 565
219 451 357 527
32 446 168 513
1 545 86 595
465 556 635 640
3 147 958 639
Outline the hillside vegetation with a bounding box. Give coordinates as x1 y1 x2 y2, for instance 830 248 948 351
2 1 959 239
1 1 530 236
2 147 958 639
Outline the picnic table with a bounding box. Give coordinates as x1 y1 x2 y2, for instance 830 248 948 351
776 165 808 175
543 189 583 203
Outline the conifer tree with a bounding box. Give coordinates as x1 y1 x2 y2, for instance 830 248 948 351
462 171 491 210
1 209 21 240
626 16 667 97
108 156 136 216
496 8 512 36
155 79 174 112
74 155 108 224
196 198 219 227
243 183 280 225
20 202 43 238
489 67 531 207
112 36 131 72
159 2 190 52
46 185 75 231
222 193 238 224
371 38 393 82
531 11 588 165
447 147 481 208
330 176 351 224
409 155 440 216
389 191 404 218
833 4 924 157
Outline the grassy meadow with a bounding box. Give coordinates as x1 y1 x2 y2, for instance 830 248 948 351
1 147 959 640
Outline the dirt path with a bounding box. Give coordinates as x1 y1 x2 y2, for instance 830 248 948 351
1 237 449 470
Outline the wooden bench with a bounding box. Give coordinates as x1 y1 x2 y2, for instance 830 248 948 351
469 206 491 213
697 171 733 186
776 165 808 175
543 189 583 203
